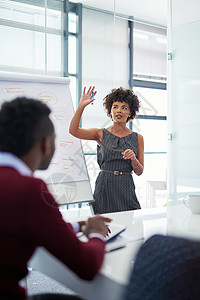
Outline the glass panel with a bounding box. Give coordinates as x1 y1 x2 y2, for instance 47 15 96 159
0 0 63 29
47 34 62 73
82 140 98 154
132 119 167 152
133 23 167 79
0 0 45 26
135 153 167 208
81 7 132 130
69 12 77 33
0 1 65 76
134 87 167 117
69 75 77 109
0 25 45 71
68 34 76 74
84 154 99 193
144 153 167 181
47 8 62 30
73 0 114 13
168 15 200 202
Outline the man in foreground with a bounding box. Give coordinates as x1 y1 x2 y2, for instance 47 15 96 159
0 97 111 300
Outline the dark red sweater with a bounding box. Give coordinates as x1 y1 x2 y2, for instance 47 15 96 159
0 167 105 299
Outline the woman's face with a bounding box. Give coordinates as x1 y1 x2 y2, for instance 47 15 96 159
110 101 131 123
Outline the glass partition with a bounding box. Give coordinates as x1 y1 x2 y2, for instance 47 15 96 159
70 0 168 209
168 0 200 203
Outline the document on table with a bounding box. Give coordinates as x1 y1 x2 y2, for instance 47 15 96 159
106 234 144 252
77 222 143 252
105 223 127 242
105 223 143 252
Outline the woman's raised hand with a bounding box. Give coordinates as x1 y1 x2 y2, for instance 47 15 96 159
79 86 97 108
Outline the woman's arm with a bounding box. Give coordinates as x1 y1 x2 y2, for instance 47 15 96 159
69 86 101 142
122 133 144 176
133 133 144 175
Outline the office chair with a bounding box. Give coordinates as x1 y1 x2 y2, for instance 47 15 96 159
125 234 200 300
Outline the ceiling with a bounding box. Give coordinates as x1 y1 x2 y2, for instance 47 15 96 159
72 0 168 27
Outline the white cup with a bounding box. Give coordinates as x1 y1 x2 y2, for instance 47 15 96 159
183 195 200 214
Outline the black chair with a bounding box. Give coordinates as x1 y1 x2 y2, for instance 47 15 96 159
125 234 200 300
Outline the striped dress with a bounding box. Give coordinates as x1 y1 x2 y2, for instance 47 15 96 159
93 128 141 214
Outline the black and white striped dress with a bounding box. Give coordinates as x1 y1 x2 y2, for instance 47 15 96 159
93 128 141 214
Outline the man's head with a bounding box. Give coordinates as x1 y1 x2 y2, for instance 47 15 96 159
0 97 55 171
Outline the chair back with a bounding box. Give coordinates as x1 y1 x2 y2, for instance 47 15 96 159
125 234 200 300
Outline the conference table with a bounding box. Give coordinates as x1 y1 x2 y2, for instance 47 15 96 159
29 201 200 300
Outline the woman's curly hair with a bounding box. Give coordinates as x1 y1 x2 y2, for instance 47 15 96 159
103 87 140 122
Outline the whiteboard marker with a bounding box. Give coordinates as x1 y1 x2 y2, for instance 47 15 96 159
91 92 94 105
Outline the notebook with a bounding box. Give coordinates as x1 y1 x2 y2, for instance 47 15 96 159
105 223 127 243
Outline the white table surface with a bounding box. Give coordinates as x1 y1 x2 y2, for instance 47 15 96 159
30 202 200 299
167 201 200 240
29 206 168 300
31 201 200 300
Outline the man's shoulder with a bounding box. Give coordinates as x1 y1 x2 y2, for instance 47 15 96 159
22 174 47 190
2 167 47 191
25 175 46 186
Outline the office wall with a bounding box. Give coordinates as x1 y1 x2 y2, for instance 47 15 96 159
168 0 200 201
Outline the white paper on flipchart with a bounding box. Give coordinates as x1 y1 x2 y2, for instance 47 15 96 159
0 72 88 184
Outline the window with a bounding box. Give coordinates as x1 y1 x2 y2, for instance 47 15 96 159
0 0 82 105
68 2 82 108
0 0 65 76
131 22 168 208
133 22 167 81
81 11 168 209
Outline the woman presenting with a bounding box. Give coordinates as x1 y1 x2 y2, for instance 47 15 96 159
69 86 144 214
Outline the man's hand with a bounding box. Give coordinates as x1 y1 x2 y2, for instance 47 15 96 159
82 215 112 238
